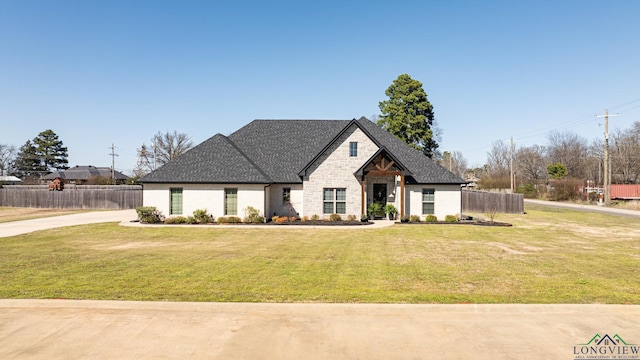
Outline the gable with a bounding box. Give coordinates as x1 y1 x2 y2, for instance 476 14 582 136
300 123 380 179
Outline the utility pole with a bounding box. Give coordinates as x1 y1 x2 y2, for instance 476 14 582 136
510 137 515 193
108 143 119 185
596 110 619 206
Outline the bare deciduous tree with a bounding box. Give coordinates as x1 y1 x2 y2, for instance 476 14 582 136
0 144 16 176
546 131 590 179
141 131 194 170
439 150 468 178
516 144 546 184
611 121 640 184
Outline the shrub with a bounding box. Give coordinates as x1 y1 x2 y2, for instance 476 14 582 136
515 183 538 199
136 206 164 224
217 216 241 224
243 206 265 223
289 216 297 222
444 215 458 223
192 209 214 224
425 214 438 222
274 216 289 224
548 179 583 201
329 213 342 221
409 215 421 223
384 204 397 215
165 216 188 224
347 214 357 221
367 202 382 217
311 214 320 221
400 214 410 222
271 215 279 222
301 216 309 222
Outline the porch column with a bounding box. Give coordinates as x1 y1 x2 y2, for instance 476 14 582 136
361 178 365 216
400 174 405 217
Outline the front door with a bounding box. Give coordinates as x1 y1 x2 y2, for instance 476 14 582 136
373 183 387 217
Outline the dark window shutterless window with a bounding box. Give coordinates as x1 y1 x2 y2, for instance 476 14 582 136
323 188 346 214
224 188 238 215
170 188 183 215
422 188 435 215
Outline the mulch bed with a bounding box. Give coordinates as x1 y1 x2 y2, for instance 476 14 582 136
397 220 512 227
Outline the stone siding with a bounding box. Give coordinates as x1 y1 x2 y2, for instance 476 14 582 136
303 125 379 218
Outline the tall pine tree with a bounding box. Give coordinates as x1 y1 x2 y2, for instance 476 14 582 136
33 129 69 171
13 140 47 178
378 74 439 158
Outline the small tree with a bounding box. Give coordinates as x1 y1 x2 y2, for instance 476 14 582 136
547 162 568 179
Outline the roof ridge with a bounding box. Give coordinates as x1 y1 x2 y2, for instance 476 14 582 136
220 135 273 183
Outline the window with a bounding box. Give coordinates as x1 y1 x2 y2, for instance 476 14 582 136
282 187 291 204
422 189 435 215
224 188 238 215
349 142 358 157
170 188 183 215
323 188 346 214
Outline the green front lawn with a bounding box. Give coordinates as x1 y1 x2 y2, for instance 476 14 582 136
1 205 638 303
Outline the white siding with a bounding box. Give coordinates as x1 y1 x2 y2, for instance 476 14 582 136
142 183 267 220
406 184 462 220
302 125 379 218
268 184 303 218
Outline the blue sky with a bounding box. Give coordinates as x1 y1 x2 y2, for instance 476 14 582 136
1 0 639 173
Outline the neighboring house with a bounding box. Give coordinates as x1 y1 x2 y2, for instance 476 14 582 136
42 165 130 184
140 117 466 220
0 176 23 185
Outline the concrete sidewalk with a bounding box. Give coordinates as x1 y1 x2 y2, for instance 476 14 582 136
1 300 638 359
0 210 137 238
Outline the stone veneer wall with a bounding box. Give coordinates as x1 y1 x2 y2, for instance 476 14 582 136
302 125 379 218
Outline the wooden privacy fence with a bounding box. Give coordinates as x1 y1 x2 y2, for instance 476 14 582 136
462 190 524 214
0 185 142 209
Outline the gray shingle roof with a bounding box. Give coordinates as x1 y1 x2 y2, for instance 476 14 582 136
140 134 272 183
43 165 129 181
140 118 466 185
355 117 465 184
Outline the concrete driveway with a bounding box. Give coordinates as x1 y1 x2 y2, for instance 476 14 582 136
1 300 638 359
0 210 137 238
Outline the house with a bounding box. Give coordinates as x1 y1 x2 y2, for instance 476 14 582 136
0 176 23 185
140 117 466 220
42 165 130 185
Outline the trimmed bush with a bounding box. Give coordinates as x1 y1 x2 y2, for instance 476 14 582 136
425 214 438 223
136 206 164 224
444 215 458 223
243 206 265 223
193 209 214 224
347 214 357 221
217 216 242 224
311 214 320 221
301 216 309 222
328 213 342 221
409 215 421 223
274 216 289 224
